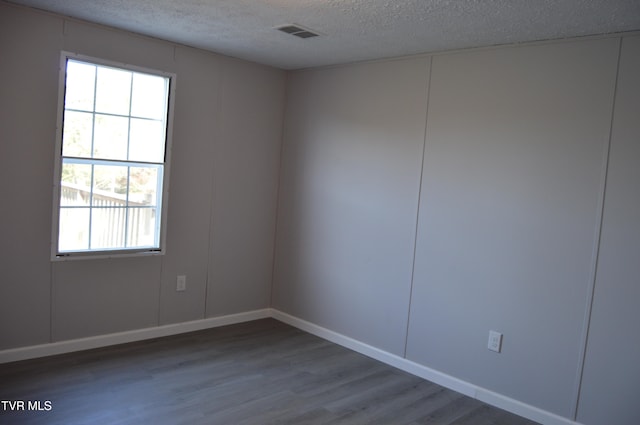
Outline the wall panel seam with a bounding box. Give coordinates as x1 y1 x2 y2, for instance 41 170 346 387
204 56 226 318
268 72 289 308
570 36 624 421
403 56 433 358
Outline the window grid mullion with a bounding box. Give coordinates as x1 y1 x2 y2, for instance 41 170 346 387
86 64 100 251
126 72 134 162
60 205 157 209
122 72 135 248
87 164 95 250
65 107 163 123
124 167 131 248
64 156 164 167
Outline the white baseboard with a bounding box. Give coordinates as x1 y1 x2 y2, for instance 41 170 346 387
0 309 270 364
0 307 581 425
270 309 581 425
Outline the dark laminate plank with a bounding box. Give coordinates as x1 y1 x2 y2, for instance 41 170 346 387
416 394 485 424
0 319 539 425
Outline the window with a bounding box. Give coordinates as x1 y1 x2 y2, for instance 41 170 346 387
52 52 174 259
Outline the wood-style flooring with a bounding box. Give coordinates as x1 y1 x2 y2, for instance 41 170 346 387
0 319 539 425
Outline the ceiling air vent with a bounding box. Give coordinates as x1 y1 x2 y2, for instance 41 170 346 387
276 24 320 39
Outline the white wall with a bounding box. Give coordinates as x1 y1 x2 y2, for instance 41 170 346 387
0 3 284 346
273 36 639 425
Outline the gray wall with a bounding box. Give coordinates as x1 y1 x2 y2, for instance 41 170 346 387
407 38 617 418
273 58 430 355
576 35 640 425
0 3 284 346
273 36 639 424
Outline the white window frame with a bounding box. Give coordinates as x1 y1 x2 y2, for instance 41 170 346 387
51 51 175 261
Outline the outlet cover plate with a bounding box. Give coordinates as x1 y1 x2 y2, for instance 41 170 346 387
488 330 503 353
176 275 186 292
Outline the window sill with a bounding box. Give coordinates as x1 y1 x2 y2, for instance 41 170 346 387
51 248 164 262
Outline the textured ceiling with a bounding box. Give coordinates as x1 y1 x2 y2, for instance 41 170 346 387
7 0 640 70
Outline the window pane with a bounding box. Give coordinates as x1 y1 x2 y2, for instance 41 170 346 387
56 56 171 256
58 207 90 251
128 166 160 205
62 111 93 158
65 61 95 111
95 67 131 115
127 207 157 247
129 118 165 162
60 162 92 206
90 207 126 249
93 114 128 160
131 73 167 120
93 165 128 206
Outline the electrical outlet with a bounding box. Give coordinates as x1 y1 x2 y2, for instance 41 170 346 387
488 330 503 353
176 275 186 292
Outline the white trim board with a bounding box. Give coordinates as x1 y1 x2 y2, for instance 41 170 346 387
1 307 582 425
0 309 270 364
270 309 583 425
